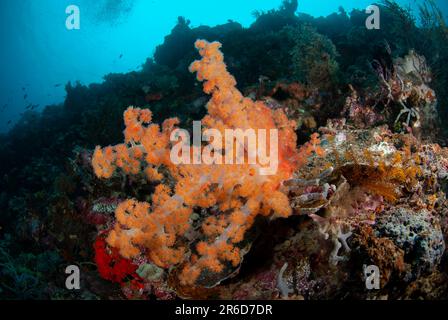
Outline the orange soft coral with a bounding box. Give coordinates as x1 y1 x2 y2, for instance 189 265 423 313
190 40 298 179
92 40 312 286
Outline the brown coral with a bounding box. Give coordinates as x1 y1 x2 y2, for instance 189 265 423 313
351 225 405 288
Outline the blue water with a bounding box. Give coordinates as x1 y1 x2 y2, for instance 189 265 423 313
0 0 447 133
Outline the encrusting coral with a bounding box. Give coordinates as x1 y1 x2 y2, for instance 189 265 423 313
91 40 322 286
283 122 437 266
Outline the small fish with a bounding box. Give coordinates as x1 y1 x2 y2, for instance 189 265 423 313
54 83 62 87
26 104 32 109
22 87 26 91
119 54 123 59
24 94 28 99
7 120 11 124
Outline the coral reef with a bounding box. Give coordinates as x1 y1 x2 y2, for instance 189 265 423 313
1 0 448 300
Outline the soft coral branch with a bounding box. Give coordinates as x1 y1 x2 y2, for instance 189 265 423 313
92 40 321 286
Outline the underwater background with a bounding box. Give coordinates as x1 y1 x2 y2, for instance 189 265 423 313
1 0 448 300
2 0 448 133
